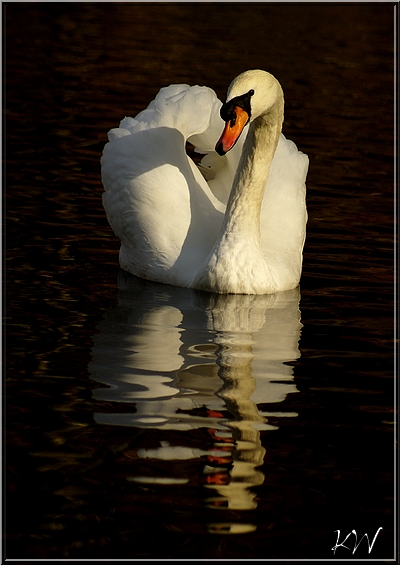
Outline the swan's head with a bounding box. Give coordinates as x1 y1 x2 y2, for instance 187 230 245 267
216 70 282 156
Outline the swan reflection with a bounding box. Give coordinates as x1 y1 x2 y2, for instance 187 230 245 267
89 272 302 533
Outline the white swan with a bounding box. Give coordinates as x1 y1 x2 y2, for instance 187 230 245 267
101 70 308 294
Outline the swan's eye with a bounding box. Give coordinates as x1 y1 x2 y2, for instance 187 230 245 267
249 89 254 96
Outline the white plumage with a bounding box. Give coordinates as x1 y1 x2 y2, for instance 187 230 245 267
101 70 308 294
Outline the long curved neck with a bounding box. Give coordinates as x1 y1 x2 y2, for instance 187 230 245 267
223 96 284 239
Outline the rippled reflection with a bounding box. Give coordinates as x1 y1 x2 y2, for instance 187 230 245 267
89 272 302 533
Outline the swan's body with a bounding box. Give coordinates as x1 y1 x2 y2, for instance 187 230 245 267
101 70 308 294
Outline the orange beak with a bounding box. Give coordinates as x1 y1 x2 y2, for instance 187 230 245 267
215 106 249 155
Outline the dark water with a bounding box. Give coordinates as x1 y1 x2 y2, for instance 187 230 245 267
4 3 396 561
